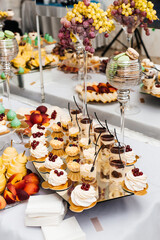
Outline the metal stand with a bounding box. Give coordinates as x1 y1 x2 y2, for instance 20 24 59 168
36 14 45 103
101 28 151 60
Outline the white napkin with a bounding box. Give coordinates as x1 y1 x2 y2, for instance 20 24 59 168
25 194 67 227
42 217 86 240
26 194 64 217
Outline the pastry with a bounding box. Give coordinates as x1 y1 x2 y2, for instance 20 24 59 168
29 32 38 41
151 83 160 96
0 173 7 194
50 137 64 150
65 143 80 157
31 124 46 135
44 153 63 170
4 30 14 39
7 109 16 121
51 122 62 133
76 82 117 103
30 141 48 159
124 145 136 165
100 133 115 161
2 145 18 168
48 169 68 186
10 117 21 128
141 58 154 68
80 162 96 184
0 124 9 135
67 160 80 172
71 184 97 207
124 168 147 192
126 47 139 60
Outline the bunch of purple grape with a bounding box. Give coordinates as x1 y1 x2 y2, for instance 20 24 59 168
108 0 154 36
58 17 98 53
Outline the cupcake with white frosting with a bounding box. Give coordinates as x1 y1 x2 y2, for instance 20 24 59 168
30 132 46 145
125 168 147 192
71 184 97 207
30 141 48 159
44 153 63 170
124 145 136 165
48 169 68 186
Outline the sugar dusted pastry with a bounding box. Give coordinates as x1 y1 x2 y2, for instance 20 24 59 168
31 124 46 135
50 137 64 150
51 122 62 133
151 83 160 96
48 169 68 186
125 168 147 192
65 143 80 157
71 184 97 207
44 153 63 170
30 141 48 159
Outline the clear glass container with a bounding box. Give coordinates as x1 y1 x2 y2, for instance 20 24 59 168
80 158 96 184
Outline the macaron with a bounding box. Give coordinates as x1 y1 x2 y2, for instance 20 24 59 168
126 48 139 60
117 55 130 67
4 30 14 39
0 31 4 40
113 52 126 61
1 72 6 79
18 67 24 74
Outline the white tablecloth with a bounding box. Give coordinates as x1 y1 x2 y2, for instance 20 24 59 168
0 95 160 240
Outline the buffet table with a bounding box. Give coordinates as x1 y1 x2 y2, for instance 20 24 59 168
10 68 160 140
0 95 160 240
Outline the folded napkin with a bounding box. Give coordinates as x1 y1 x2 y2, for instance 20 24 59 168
42 217 86 240
25 194 67 227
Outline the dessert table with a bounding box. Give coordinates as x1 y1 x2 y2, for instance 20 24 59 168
0 95 160 240
10 68 160 140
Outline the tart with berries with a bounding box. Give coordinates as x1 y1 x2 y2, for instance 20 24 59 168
69 183 97 212
42 169 72 191
122 168 148 196
76 82 117 103
50 137 64 150
51 122 62 133
65 143 80 157
39 153 66 173
67 158 80 172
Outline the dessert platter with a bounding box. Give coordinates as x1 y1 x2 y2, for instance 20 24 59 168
9 31 59 75
141 58 160 98
76 82 117 103
0 97 149 212
3 99 146 213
